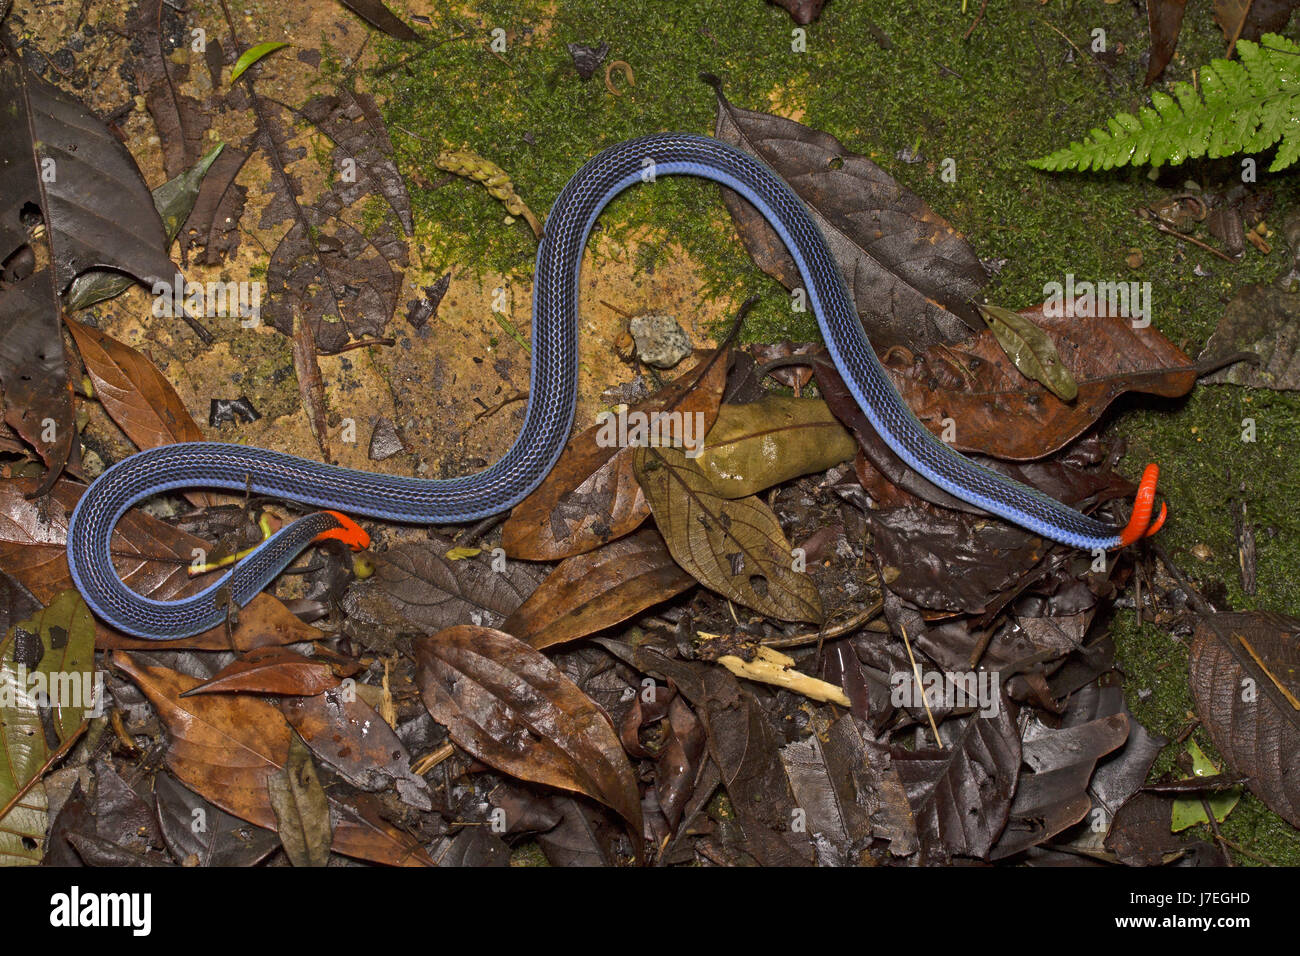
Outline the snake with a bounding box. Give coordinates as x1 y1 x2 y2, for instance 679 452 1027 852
66 133 1166 640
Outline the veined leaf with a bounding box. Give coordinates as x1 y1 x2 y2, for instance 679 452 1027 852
230 42 290 83
978 303 1078 402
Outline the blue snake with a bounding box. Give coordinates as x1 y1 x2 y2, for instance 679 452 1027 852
66 134 1165 640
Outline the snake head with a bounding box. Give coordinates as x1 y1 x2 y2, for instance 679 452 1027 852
1117 463 1166 547
313 510 371 551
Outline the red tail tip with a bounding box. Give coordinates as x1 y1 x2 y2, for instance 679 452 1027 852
1118 463 1163 547
314 510 370 551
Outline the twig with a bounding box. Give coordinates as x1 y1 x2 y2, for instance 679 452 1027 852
901 623 943 749
761 600 883 649
1148 219 1237 263
963 0 990 41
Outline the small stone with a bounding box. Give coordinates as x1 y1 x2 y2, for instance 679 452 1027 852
628 313 692 369
369 417 404 461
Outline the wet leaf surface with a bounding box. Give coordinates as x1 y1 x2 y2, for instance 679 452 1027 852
414 625 643 849
1189 611 1300 826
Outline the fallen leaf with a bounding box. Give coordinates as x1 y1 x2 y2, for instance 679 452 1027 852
112 652 432 865
268 734 332 867
694 395 856 498
503 529 694 650
502 349 728 560
1189 611 1300 826
634 444 823 623
184 646 339 697
414 625 643 850
708 76 986 350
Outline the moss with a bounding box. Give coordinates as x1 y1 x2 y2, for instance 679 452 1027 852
370 0 1300 862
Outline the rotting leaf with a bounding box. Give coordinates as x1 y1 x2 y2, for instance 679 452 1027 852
503 529 694 650
129 0 210 179
502 349 728 561
0 590 95 866
694 395 856 498
978 303 1078 402
268 733 332 867
413 625 643 851
990 712 1130 859
154 772 279 867
111 653 433 866
1189 611 1300 826
66 144 225 311
1199 281 1300 390
707 76 986 350
250 83 412 353
891 702 1021 864
633 646 813 866
281 688 432 812
633 443 823 623
873 301 1197 460
342 536 542 635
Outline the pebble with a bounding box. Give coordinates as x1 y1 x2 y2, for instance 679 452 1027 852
628 313 691 369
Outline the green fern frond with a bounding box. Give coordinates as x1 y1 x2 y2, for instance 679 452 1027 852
1029 34 1300 173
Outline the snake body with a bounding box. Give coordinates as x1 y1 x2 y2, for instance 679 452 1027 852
67 133 1163 640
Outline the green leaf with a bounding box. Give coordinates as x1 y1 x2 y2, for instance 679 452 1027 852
65 143 226 311
230 42 290 83
1029 34 1300 173
977 303 1078 402
1170 739 1242 832
0 590 97 865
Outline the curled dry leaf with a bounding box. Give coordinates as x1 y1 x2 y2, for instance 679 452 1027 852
633 444 823 623
414 625 643 850
1189 611 1300 826
502 349 728 561
694 395 856 498
112 652 432 866
268 734 332 867
503 529 694 650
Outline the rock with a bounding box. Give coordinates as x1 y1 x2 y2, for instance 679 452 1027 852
628 313 692 369
369 417 405 460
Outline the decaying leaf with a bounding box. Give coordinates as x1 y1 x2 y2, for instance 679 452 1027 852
112 653 433 866
0 590 96 865
343 536 541 635
694 395 856 498
1189 611 1300 826
633 444 823 623
708 76 987 350
891 703 1021 864
414 625 643 848
1199 281 1300 390
502 350 728 561
503 529 694 650
268 734 332 867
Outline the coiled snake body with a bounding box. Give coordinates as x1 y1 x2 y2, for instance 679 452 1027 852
67 134 1165 640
